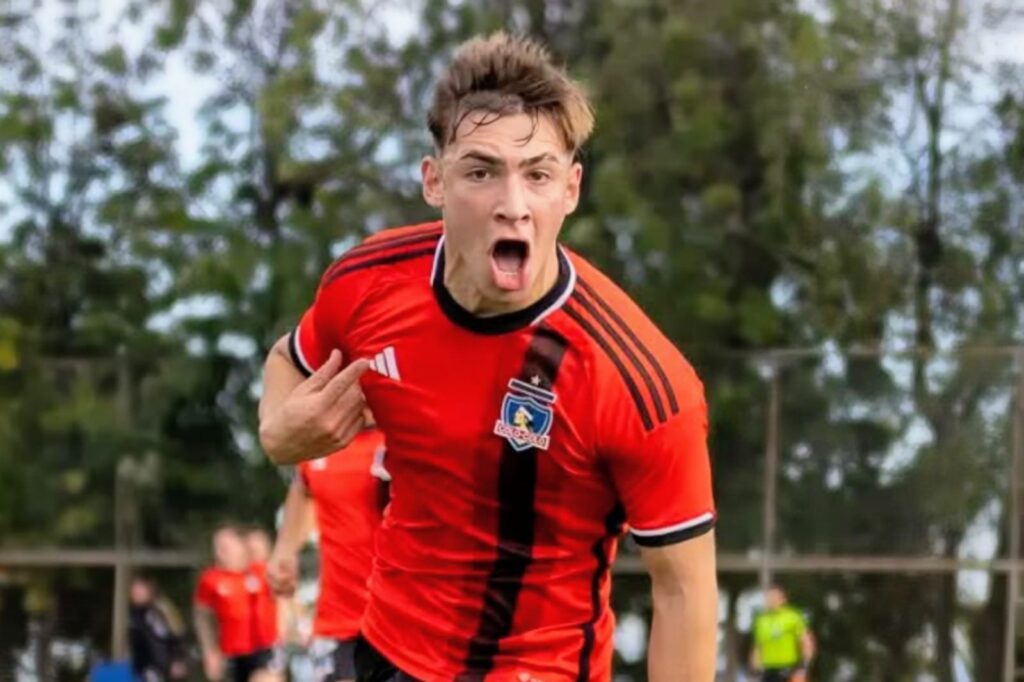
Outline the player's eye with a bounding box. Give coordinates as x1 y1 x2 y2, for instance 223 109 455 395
466 168 491 181
527 170 552 183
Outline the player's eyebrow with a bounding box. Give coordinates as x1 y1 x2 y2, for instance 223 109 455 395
520 152 561 167
457 150 563 167
457 150 502 165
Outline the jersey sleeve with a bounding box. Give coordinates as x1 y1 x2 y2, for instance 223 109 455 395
288 253 371 377
288 286 350 377
193 571 216 609
596 341 715 548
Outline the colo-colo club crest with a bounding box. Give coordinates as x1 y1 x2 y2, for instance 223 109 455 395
493 377 557 452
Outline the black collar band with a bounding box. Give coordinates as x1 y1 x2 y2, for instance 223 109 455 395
431 237 575 335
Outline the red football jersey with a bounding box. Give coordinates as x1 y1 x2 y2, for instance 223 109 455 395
248 561 279 648
297 427 388 639
194 567 275 656
289 221 715 681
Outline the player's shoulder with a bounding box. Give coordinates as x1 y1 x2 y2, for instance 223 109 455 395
784 606 807 622
318 220 443 291
197 566 221 587
560 248 704 431
564 249 680 352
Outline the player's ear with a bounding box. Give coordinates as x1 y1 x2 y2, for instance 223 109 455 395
421 155 444 208
564 160 582 215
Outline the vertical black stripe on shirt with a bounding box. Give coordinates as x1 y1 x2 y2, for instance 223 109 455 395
460 326 569 677
577 277 679 415
570 290 667 424
577 504 626 681
564 303 654 431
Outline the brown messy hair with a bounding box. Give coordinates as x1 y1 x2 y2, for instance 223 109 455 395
427 32 594 154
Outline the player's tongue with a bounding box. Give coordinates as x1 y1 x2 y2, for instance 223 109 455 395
490 239 528 291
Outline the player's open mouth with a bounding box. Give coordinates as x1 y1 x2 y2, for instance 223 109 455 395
490 238 530 291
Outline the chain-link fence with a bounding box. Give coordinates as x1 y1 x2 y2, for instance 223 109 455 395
3 348 1023 681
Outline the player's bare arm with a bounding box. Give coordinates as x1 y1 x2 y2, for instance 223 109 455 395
267 477 316 596
259 337 370 465
801 628 816 666
642 531 718 682
194 605 224 681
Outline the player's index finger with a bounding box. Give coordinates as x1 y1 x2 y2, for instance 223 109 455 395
302 349 341 390
321 357 370 398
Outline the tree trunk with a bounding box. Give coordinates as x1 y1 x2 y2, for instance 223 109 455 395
935 567 957 682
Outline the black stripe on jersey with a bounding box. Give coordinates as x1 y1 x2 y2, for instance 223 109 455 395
570 289 667 424
461 326 569 678
631 516 716 548
288 328 313 377
322 246 436 287
577 504 626 681
564 304 654 431
362 221 443 246
576 277 679 415
323 228 442 282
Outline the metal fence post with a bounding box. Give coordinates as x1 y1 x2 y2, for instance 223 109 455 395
761 353 781 592
1003 349 1024 682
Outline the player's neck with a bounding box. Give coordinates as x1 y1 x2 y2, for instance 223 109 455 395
443 250 560 318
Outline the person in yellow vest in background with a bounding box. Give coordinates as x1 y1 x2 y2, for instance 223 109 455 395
750 585 815 682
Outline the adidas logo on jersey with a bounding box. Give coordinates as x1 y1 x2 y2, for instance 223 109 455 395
368 346 400 380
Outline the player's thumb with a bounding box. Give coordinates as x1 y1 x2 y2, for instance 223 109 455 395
302 349 342 391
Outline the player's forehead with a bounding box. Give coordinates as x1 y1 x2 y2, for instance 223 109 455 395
444 111 570 164
247 530 269 542
215 527 242 543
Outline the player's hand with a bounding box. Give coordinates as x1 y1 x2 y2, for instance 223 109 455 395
260 350 370 464
202 650 224 681
266 551 299 596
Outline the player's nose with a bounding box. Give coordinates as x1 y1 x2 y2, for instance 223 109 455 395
494 175 530 225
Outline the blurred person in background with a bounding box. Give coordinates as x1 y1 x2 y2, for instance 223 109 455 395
258 32 717 682
243 527 286 673
244 528 273 566
128 574 188 681
267 412 388 682
749 585 815 682
194 524 283 682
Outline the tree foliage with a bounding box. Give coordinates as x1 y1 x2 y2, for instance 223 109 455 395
1 0 1023 678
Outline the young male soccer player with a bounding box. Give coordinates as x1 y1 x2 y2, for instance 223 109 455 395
259 32 718 681
266 422 388 682
194 525 282 682
244 528 283 652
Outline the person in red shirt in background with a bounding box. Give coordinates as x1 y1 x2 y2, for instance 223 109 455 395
266 415 388 682
194 525 283 682
243 528 286 677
